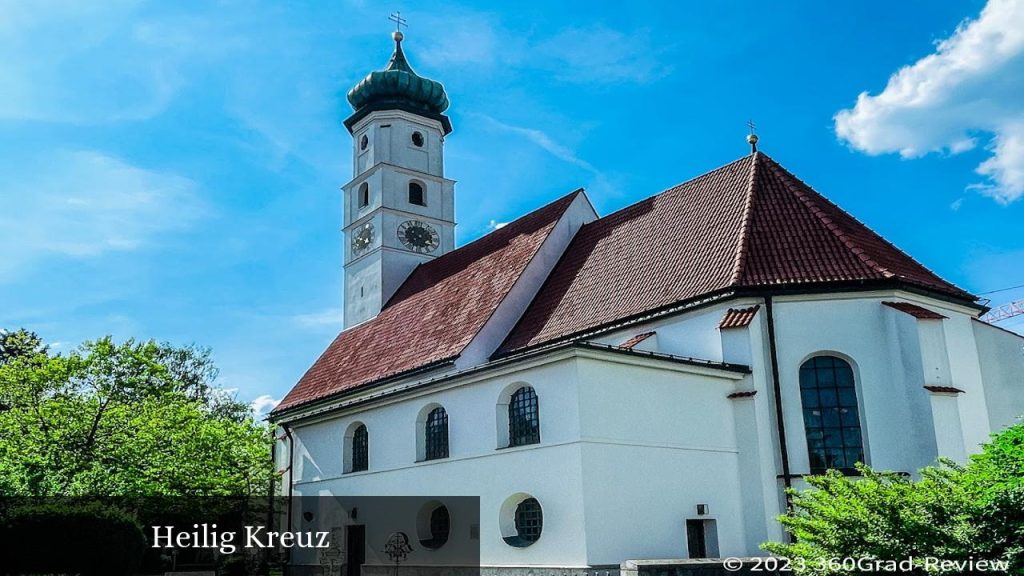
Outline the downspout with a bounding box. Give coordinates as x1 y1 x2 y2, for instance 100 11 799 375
764 296 793 501
281 423 295 562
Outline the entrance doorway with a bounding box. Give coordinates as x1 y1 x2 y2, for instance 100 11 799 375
346 525 366 576
685 519 719 558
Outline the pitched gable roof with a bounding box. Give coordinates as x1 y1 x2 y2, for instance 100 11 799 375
499 153 974 353
273 191 581 414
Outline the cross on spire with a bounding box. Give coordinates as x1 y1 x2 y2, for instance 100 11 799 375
746 119 760 153
389 11 408 32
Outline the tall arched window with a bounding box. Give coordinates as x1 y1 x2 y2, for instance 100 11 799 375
509 386 540 447
358 182 369 207
799 356 864 474
424 406 449 460
408 182 425 206
351 424 368 472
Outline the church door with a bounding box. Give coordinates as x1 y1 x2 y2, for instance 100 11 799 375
346 525 366 576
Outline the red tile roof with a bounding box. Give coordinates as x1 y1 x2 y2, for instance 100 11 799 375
923 385 965 394
498 153 974 353
619 331 656 349
719 305 761 329
882 301 948 320
274 191 581 413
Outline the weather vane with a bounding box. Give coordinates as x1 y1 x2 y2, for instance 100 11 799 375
746 119 759 153
389 11 408 32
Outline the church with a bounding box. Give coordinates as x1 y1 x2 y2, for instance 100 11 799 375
271 29 1024 573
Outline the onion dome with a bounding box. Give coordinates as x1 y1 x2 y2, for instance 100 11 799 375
345 31 452 134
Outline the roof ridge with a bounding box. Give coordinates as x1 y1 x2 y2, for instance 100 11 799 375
729 153 760 285
760 154 892 278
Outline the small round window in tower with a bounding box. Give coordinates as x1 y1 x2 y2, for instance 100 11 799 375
411 131 424 147
360 134 369 151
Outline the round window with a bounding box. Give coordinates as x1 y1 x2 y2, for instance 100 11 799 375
411 131 424 147
360 134 369 151
500 494 542 547
416 501 450 550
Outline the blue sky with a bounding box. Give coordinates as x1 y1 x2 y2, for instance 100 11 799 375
3 0 1023 415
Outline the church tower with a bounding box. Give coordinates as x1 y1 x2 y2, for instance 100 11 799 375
341 29 455 328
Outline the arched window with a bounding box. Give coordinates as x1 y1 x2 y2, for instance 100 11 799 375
799 356 864 474
351 424 368 472
358 182 369 208
508 386 540 447
408 182 425 206
424 406 449 460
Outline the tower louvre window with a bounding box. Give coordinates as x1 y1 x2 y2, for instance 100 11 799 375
424 406 449 461
358 182 369 207
799 355 864 474
409 182 425 206
508 386 540 447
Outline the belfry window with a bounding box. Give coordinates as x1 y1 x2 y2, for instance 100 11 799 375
799 356 864 474
358 182 369 208
424 406 449 460
409 182 425 206
508 386 540 447
351 424 368 472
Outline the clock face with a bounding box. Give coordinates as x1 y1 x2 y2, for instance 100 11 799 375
351 222 375 254
397 220 440 254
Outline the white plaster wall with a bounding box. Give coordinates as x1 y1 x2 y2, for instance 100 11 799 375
351 111 446 178
574 356 752 562
972 320 1024 431
289 357 590 566
773 296 937 475
941 314 993 453
595 305 729 363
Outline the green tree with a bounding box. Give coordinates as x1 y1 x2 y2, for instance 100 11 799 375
0 332 274 497
0 328 47 365
765 422 1024 575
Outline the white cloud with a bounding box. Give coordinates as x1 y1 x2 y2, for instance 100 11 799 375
536 26 669 84
250 394 281 418
0 1 246 124
0 151 205 280
291 307 344 329
477 114 601 174
415 16 665 85
487 220 509 231
834 0 1024 203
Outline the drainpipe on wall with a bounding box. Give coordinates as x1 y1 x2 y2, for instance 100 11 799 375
764 296 793 503
281 423 295 564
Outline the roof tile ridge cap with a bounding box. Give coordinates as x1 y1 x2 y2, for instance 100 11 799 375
761 154 891 277
729 153 760 285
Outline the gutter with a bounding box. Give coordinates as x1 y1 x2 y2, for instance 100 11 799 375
764 296 793 505
271 341 750 425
